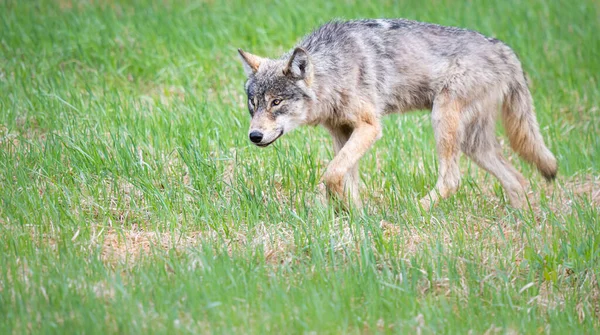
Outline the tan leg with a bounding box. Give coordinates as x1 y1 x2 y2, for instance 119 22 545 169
324 116 381 209
462 131 527 208
329 126 361 207
420 91 462 209
469 149 528 208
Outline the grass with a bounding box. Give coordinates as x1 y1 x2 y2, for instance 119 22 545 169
1 0 599 333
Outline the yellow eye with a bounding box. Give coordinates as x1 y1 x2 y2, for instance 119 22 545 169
272 99 282 106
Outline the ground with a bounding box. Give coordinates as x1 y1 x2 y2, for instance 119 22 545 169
1 0 599 334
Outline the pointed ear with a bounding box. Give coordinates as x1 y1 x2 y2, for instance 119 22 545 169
238 49 264 75
284 47 313 84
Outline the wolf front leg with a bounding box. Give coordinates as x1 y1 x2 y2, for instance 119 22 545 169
324 117 382 210
328 125 360 208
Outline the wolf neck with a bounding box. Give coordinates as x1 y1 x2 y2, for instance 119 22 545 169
300 47 357 128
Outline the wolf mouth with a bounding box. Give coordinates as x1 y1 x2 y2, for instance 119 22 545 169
256 129 284 147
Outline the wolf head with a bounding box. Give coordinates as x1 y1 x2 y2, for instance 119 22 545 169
238 48 316 147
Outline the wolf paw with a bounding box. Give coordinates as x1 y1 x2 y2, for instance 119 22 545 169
419 197 432 210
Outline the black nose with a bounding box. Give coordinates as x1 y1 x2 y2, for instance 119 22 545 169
249 131 263 143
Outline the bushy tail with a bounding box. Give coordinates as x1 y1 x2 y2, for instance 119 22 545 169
502 82 558 181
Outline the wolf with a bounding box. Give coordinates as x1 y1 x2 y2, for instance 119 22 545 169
237 18 557 210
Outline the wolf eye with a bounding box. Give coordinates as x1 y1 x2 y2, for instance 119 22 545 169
271 99 282 106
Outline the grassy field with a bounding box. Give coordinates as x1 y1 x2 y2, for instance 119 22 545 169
1 0 599 333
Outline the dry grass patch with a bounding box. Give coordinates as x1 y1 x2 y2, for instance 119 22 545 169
98 219 367 268
100 226 203 264
93 173 599 267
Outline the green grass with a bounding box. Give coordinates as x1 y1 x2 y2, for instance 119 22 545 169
1 0 599 333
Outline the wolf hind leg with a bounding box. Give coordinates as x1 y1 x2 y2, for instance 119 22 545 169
461 98 528 208
420 90 463 209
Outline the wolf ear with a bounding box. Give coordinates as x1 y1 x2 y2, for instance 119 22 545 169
238 49 264 75
284 47 313 84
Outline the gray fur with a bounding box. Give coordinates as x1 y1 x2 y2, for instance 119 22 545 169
238 18 557 209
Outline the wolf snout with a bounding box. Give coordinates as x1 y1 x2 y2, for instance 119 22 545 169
249 131 263 143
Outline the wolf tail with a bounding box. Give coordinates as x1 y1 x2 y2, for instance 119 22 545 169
501 81 558 181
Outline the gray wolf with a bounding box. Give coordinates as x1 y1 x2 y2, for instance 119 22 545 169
237 18 557 210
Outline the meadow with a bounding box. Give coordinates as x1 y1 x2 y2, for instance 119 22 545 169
1 0 599 333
